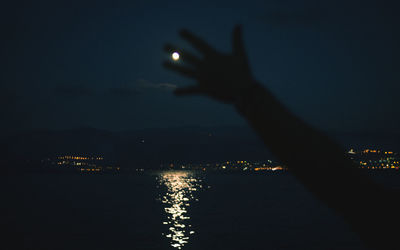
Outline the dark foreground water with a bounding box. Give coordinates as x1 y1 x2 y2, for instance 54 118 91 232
2 171 399 250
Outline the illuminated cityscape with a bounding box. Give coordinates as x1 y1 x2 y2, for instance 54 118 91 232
38 148 399 173
347 149 400 170
41 155 120 172
161 149 399 172
160 160 286 172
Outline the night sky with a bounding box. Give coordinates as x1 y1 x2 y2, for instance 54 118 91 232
1 0 399 135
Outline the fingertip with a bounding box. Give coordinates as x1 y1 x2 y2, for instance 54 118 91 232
173 89 182 96
173 88 186 96
233 24 242 36
179 29 190 37
174 86 201 96
164 44 173 52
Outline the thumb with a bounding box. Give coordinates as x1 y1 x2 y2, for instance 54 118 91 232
174 86 202 96
232 24 246 59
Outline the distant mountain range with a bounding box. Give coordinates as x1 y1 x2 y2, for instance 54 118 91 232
1 126 399 171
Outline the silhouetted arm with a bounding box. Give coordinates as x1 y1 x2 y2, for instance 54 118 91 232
163 25 399 249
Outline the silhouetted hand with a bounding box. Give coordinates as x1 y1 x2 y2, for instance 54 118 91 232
163 25 258 104
163 25 400 250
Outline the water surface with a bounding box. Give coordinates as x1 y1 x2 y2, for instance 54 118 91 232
3 171 396 249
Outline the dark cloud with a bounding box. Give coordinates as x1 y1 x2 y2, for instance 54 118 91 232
54 85 95 98
136 79 177 91
104 79 176 98
52 80 175 100
107 87 140 97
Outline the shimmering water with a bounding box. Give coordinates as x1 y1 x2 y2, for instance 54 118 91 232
3 171 398 249
157 171 204 249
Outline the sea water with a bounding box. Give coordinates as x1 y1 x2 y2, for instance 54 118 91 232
3 171 398 250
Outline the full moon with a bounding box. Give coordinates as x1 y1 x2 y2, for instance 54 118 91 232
172 52 180 61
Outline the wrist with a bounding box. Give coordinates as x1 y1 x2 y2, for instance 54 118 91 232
233 81 264 112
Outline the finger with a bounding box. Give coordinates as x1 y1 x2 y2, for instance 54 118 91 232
164 44 201 65
180 29 216 55
174 86 202 96
163 61 197 78
232 24 246 58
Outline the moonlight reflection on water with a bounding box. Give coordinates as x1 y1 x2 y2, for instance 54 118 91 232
157 171 204 249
